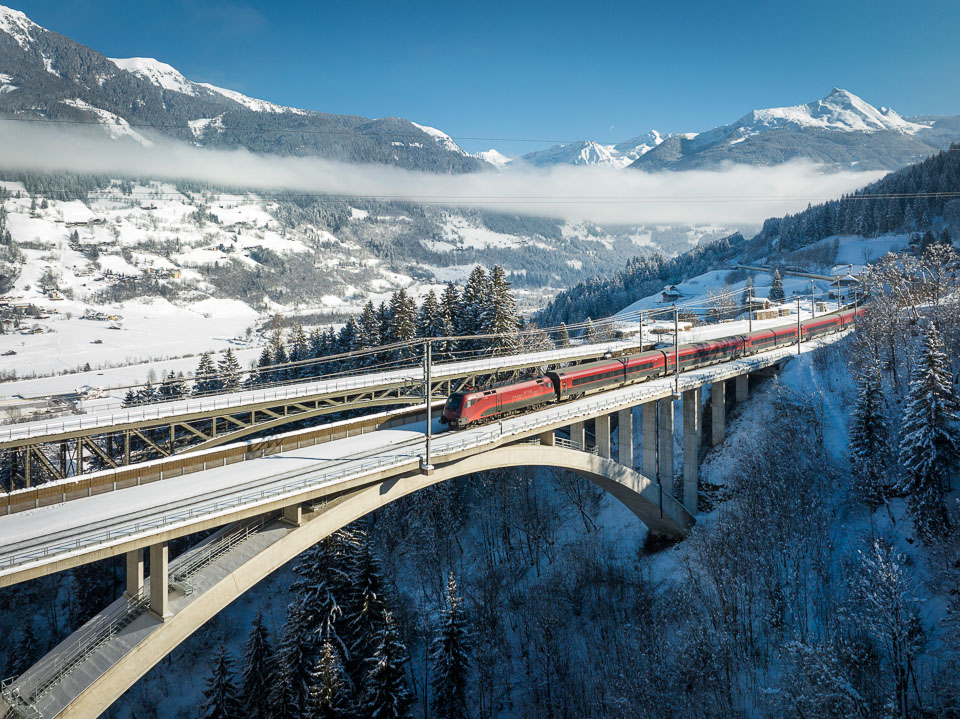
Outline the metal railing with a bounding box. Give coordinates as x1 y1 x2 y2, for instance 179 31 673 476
169 515 271 596
0 339 640 441
2 590 150 715
0 330 849 574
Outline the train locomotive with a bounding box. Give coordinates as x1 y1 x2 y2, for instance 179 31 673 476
441 306 864 429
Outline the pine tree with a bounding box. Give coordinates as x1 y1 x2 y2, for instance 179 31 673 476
239 611 276 719
291 534 354 657
200 645 242 719
159 371 187 400
273 603 317 714
430 573 471 719
289 323 310 379
359 611 412 719
459 267 488 347
247 345 273 386
480 265 519 355
193 352 220 395
439 282 461 359
218 349 242 392
769 269 785 303
356 301 382 364
849 365 892 504
385 289 417 361
122 388 138 407
556 322 570 348
897 323 959 541
307 640 358 719
346 532 389 666
584 318 600 343
271 330 290 384
337 319 359 370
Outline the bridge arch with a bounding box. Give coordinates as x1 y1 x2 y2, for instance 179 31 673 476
23 445 693 719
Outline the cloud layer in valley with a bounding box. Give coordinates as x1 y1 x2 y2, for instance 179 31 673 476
0 123 885 226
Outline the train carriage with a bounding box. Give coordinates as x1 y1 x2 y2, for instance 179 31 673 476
441 377 555 428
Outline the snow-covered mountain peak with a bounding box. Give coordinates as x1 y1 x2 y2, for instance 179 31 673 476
411 122 467 155
108 57 197 97
521 131 665 168
0 4 39 50
474 149 512 168
744 88 929 135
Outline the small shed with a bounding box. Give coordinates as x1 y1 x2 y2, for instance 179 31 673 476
661 285 680 302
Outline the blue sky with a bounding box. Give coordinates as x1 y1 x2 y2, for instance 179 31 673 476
12 0 960 154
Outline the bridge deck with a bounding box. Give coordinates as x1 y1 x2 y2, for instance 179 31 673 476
0 330 851 587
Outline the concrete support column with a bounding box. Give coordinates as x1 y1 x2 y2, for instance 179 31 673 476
282 504 303 526
682 388 701 514
641 402 657 480
711 380 726 447
596 415 611 459
658 398 675 495
569 421 585 449
617 408 633 468
735 373 749 403
125 548 144 599
539 430 555 447
149 542 170 621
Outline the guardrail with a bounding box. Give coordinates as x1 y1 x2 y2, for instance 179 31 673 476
169 515 271 596
0 340 640 442
0 331 848 575
2 589 150 716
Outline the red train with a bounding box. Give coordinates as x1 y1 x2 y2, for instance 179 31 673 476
441 307 865 429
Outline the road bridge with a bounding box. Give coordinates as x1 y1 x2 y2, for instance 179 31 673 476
1 339 644 486
0 329 851 718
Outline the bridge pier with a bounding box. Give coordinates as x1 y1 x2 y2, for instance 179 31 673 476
682 388 701 514
641 402 657 480
617 408 633 468
125 549 144 599
282 503 303 526
596 415 611 459
735 373 749 402
658 398 675 495
711 380 726 447
569 421 585 449
539 430 555 447
149 542 171 621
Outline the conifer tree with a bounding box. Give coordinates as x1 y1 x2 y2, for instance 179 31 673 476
193 351 219 395
337 319 359 370
346 532 389 666
291 534 353 657
584 318 600 343
459 267 488 347
385 289 417 360
200 645 242 719
849 365 892 504
359 611 412 719
271 330 290 384
357 301 382 364
481 265 519 355
122 388 138 407
248 345 273 386
239 611 276 719
439 282 462 358
159 371 187 399
897 323 959 541
430 573 471 719
769 269 786 303
217 349 242 392
556 322 570 348
274 603 317 713
307 640 357 719
289 323 310 379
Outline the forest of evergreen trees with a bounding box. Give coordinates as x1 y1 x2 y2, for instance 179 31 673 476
122 265 531 407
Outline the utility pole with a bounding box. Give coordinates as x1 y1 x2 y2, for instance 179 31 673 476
421 340 434 474
673 304 680 395
810 280 816 318
796 296 802 355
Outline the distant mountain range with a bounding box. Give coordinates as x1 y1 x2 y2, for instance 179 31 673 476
0 5 484 172
514 89 960 172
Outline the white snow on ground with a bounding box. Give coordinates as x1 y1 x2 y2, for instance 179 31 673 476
474 149 512 168
59 99 154 146
196 82 308 115
108 57 197 96
410 122 467 155
0 5 36 50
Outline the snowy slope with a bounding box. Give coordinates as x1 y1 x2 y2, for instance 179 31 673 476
521 131 665 168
